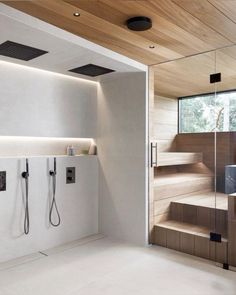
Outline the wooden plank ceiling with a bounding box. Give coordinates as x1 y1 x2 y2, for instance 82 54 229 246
2 0 236 65
154 45 236 98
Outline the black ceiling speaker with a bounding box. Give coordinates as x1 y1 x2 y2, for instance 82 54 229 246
127 16 152 31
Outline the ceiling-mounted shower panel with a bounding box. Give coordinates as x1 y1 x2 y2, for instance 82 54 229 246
0 40 48 61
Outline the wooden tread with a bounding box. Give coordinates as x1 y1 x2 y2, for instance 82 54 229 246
154 172 212 186
155 220 227 241
173 191 228 210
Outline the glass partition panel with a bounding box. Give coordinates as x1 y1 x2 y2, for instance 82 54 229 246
215 45 236 268
153 51 216 261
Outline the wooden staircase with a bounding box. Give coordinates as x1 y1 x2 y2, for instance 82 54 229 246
153 152 228 264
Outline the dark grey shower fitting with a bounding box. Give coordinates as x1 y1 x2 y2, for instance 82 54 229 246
21 158 30 235
49 157 61 227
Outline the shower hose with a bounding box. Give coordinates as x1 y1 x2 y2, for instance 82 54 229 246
24 175 30 235
49 171 61 227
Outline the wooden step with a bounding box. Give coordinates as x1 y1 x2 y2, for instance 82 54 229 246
156 152 203 167
154 221 227 264
170 192 228 238
154 172 213 201
173 191 228 210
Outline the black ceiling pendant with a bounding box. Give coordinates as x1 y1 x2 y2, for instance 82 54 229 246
0 41 48 61
127 16 152 31
69 64 115 77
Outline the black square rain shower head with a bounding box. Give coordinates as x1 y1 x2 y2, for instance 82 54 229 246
69 64 115 77
0 40 48 61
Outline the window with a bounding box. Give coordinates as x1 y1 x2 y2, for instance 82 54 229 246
179 90 236 133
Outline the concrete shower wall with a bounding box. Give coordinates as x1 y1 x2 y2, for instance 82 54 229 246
0 155 98 263
0 61 99 263
0 61 97 138
97 73 148 245
0 59 148 257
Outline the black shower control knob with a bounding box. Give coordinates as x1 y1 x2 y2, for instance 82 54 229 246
66 167 75 184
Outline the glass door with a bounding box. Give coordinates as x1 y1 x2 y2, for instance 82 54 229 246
214 45 236 269
151 51 216 261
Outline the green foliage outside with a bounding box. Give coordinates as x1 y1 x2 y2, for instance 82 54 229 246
179 91 236 133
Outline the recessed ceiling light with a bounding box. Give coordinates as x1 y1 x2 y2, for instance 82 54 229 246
73 12 80 17
149 45 155 49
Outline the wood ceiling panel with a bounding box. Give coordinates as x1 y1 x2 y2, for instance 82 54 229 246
173 0 236 42
208 0 236 23
67 0 216 56
154 52 215 98
142 0 231 47
154 45 236 98
2 0 235 65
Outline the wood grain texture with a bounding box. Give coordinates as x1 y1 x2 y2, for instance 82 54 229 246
3 0 236 65
154 221 228 263
173 0 236 42
170 192 228 238
154 44 236 98
208 0 236 23
156 152 202 166
180 232 195 255
152 95 177 152
228 194 236 267
153 51 215 98
176 132 235 192
154 172 214 201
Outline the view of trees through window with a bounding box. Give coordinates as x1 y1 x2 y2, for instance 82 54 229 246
179 91 236 133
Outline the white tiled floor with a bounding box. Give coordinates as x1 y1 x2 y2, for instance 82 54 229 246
0 237 235 295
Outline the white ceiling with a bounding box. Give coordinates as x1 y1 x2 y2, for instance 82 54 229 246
0 4 146 82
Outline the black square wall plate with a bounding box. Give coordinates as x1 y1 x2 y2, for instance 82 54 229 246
210 72 221 84
69 64 115 77
0 40 48 61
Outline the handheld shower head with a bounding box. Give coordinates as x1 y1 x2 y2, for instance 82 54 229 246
49 157 56 176
54 157 56 175
22 158 29 179
49 157 61 227
21 158 30 235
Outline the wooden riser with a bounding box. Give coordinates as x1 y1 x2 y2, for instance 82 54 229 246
154 222 228 264
154 173 214 201
170 203 228 238
156 152 203 167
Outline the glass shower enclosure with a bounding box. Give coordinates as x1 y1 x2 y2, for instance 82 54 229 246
151 45 236 269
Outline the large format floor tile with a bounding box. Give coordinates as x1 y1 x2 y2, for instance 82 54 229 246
0 238 235 295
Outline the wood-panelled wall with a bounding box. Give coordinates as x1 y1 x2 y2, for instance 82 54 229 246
153 95 178 152
228 194 236 267
176 132 236 192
